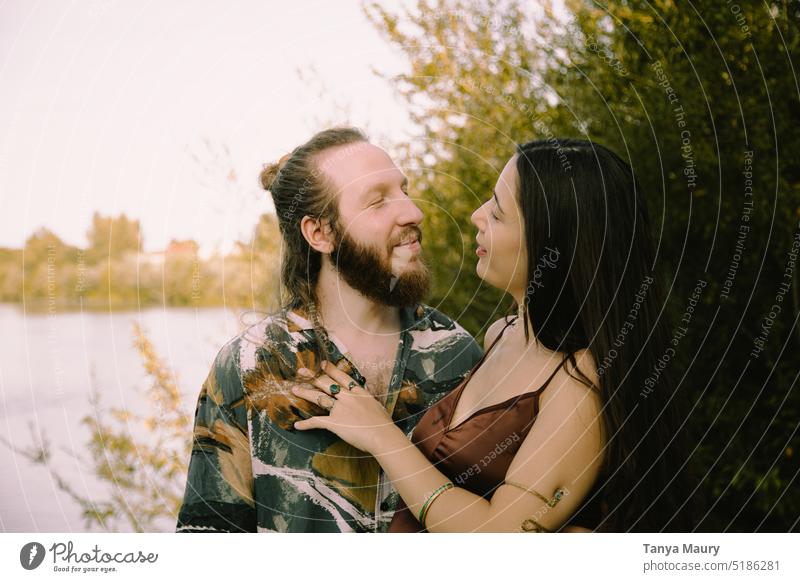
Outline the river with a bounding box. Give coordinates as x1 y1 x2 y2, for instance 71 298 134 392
0 304 252 532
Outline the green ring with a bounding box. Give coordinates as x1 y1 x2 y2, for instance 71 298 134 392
329 383 341 395
347 381 357 390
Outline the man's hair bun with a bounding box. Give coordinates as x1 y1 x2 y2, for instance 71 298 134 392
259 161 281 191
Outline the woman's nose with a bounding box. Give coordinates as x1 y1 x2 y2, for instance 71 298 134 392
471 206 483 228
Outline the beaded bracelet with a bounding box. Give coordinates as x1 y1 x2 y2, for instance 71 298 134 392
419 482 454 528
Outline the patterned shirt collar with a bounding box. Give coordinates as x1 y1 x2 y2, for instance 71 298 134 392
286 303 430 333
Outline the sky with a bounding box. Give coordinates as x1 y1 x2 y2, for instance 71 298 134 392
0 0 412 254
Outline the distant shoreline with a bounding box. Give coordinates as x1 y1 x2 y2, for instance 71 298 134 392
0 301 246 314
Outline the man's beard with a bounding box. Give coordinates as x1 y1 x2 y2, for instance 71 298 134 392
330 225 431 307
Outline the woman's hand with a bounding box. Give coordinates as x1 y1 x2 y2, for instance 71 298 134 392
292 360 398 455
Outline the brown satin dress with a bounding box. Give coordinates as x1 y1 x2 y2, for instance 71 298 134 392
389 318 605 532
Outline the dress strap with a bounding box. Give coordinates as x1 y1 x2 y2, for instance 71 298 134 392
486 317 516 353
529 355 570 419
454 317 516 395
533 353 571 396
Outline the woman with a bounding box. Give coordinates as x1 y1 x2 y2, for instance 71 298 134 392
292 139 691 532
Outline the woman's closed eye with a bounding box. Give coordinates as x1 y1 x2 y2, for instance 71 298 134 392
485 196 501 221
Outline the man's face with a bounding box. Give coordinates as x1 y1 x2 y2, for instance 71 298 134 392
317 142 430 306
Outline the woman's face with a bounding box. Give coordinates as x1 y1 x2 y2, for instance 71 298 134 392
470 155 528 297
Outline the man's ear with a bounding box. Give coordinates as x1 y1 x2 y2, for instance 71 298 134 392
300 215 335 254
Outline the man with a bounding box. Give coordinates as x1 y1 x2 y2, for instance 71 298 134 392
176 127 482 532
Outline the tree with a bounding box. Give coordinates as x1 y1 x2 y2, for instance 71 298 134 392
211 213 282 312
0 247 22 301
544 0 800 533
365 0 799 531
21 228 79 305
364 0 560 335
86 212 143 262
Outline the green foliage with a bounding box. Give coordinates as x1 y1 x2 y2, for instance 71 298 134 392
85 212 143 263
365 0 557 336
217 213 282 312
0 212 282 312
550 0 800 533
366 0 799 530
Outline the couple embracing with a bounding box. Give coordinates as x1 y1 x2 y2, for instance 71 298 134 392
176 127 690 533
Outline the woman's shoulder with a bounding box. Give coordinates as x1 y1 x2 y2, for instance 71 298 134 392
537 348 602 419
516 342 599 391
483 317 513 349
567 348 600 389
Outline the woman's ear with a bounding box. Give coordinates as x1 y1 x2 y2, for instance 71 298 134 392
300 215 335 254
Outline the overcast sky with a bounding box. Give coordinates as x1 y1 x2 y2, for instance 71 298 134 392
0 0 411 253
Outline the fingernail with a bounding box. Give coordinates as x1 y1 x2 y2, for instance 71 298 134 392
297 368 311 377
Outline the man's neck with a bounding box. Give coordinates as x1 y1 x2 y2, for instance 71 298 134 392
314 263 402 337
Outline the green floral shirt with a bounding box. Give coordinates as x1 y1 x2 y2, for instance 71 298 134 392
176 303 482 532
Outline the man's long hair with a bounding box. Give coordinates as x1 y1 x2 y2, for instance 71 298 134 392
259 127 368 311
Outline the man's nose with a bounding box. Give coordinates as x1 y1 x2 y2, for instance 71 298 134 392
396 196 424 226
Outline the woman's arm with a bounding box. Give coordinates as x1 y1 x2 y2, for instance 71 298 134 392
376 369 604 531
295 360 605 532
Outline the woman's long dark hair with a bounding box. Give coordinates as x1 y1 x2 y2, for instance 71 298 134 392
515 138 693 532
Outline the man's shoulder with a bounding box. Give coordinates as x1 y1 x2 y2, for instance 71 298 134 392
408 304 482 355
206 309 304 399
238 310 303 368
404 304 483 385
409 303 471 334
